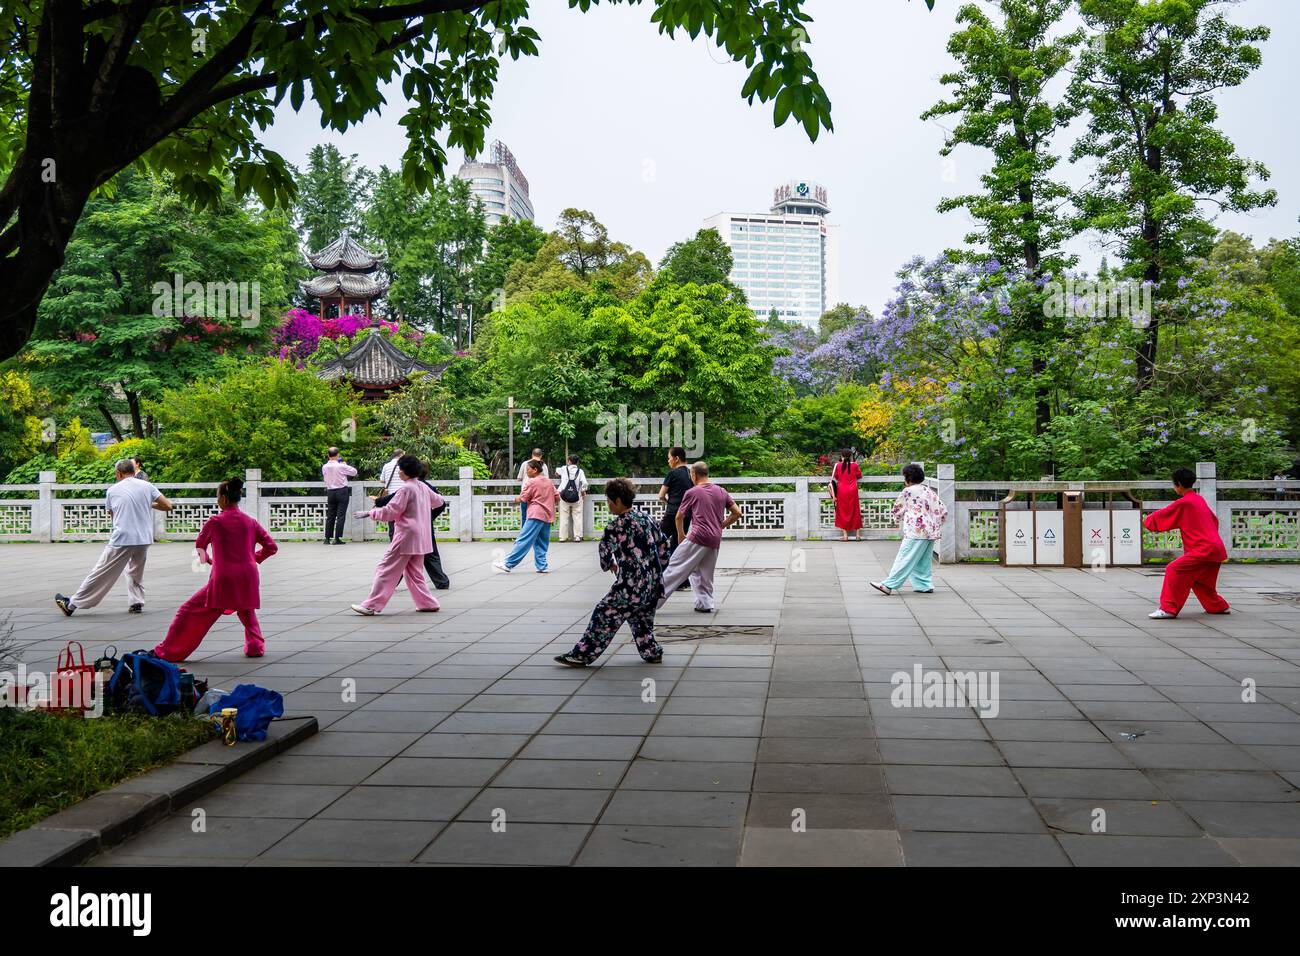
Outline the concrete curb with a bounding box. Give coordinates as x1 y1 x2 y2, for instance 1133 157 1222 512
0 715 318 867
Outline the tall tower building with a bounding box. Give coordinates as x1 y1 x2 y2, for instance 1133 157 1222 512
703 180 840 326
456 140 535 226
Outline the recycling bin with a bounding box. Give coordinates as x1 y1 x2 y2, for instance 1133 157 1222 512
1000 485 1143 567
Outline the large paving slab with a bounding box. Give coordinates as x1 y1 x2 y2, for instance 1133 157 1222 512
4 538 1299 866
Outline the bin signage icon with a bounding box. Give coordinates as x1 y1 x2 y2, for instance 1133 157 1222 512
1005 511 1035 565
1035 511 1065 565
1110 512 1142 565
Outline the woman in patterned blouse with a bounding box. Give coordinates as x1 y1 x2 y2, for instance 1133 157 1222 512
870 462 948 595
556 478 672 666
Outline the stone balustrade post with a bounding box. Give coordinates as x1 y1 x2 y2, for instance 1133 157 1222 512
37 470 55 542
459 467 474 542
937 464 957 564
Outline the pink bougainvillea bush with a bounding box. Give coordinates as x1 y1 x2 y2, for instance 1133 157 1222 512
272 308 403 363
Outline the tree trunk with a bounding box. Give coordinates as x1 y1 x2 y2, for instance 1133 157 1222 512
97 403 125 443
126 390 145 439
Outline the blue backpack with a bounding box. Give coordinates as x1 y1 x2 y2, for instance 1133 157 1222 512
108 651 182 716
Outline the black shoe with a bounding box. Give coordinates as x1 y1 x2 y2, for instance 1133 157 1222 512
323 539 333 545
676 582 691 591
333 539 346 545
55 594 75 616
554 654 589 667
644 652 663 664
128 603 143 614
435 584 450 590
693 606 714 614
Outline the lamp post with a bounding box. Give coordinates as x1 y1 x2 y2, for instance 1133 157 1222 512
496 396 532 477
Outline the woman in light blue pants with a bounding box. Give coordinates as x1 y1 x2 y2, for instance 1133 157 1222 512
871 463 947 596
877 537 933 593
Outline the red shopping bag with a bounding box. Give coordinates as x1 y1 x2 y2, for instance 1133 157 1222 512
52 641 96 711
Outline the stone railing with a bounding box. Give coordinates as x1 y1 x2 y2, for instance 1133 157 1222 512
1 462 1296 562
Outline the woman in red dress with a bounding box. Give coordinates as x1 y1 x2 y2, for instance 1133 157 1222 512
831 448 863 541
154 476 278 662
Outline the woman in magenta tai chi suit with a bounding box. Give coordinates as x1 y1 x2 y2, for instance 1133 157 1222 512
154 476 278 662
350 454 441 616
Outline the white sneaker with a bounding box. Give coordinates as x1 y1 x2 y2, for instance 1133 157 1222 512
869 581 893 595
537 568 551 574
493 562 511 573
1148 609 1177 619
350 603 376 616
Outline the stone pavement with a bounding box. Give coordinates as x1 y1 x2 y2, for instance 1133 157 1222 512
4 539 1300 866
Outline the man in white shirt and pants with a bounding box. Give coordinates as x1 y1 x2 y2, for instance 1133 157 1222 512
56 459 173 615
555 454 589 542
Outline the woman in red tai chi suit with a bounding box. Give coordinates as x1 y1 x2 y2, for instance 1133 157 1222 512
1142 467 1230 620
154 476 278 661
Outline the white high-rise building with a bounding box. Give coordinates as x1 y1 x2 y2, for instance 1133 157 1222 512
704 180 840 326
456 140 535 226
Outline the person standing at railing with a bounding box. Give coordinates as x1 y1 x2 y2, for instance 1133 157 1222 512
322 447 358 545
1143 467 1230 619
516 448 548 525
555 454 589 542
153 476 277 661
870 463 947 596
350 454 440 615
55 458 173 617
831 448 863 542
657 461 742 613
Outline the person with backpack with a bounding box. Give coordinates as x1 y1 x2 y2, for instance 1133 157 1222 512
831 448 863 541
555 478 671 666
153 476 278 661
555 454 589 542
870 463 948 595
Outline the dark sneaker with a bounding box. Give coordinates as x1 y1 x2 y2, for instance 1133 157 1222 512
676 582 691 591
55 594 75 616
333 539 346 545
693 606 714 613
644 652 663 664
128 603 143 614
323 539 333 545
554 654 588 667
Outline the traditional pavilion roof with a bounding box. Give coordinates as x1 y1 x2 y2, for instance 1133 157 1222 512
299 270 391 299
316 330 449 387
305 230 385 272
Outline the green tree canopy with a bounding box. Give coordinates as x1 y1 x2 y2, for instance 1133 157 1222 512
658 228 737 290
25 170 298 441
0 0 859 362
295 144 375 254
149 359 368 481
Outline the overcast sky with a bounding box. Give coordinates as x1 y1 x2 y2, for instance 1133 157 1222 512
262 0 1300 315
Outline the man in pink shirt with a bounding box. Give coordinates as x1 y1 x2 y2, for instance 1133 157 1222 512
349 455 440 614
321 447 358 545
657 461 742 612
495 458 557 573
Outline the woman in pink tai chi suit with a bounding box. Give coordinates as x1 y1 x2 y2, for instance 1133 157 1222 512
350 454 442 615
154 476 278 662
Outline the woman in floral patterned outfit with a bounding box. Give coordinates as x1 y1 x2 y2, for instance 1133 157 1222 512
556 478 671 667
871 463 948 595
